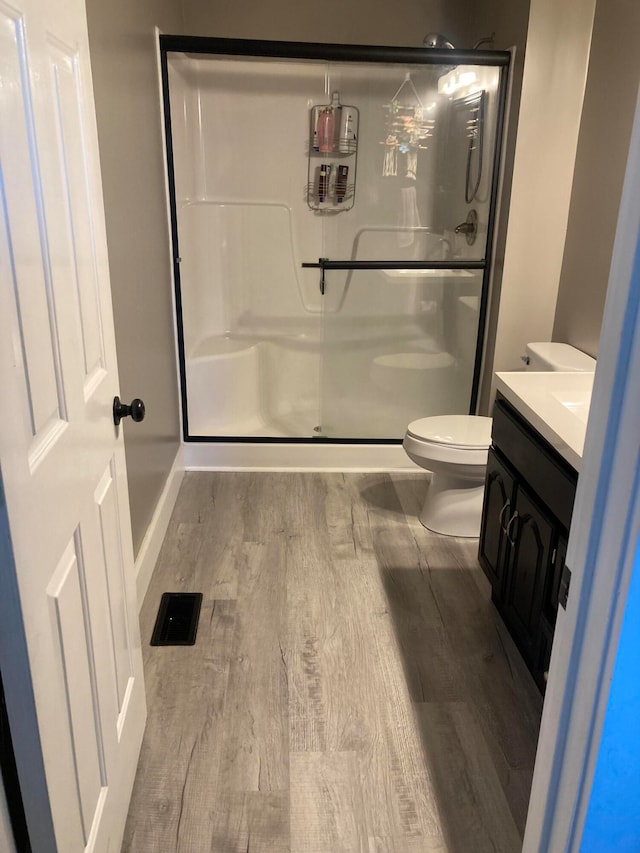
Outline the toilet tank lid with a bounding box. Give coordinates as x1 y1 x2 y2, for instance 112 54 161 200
526 342 596 371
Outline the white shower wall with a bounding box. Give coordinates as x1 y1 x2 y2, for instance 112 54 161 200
168 52 498 438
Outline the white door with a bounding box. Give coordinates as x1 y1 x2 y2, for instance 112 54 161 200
0 0 146 849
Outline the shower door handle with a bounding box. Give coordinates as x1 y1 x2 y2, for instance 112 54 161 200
301 257 485 294
302 259 484 270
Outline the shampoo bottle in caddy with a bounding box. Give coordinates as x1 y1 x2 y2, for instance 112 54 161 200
317 108 335 153
335 165 349 203
338 106 358 153
311 105 324 152
318 163 332 202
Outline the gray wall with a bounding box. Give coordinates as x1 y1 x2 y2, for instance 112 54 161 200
181 0 475 47
553 0 640 356
85 0 184 555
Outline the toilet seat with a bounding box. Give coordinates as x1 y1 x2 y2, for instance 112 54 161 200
406 414 492 448
405 415 492 466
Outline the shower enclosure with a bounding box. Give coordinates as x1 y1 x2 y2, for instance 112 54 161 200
160 37 509 442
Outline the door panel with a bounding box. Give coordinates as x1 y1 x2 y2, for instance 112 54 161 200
0 0 146 849
0 5 68 449
47 536 105 845
45 34 107 395
94 463 135 718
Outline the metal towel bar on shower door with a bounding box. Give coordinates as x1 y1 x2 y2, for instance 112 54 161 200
301 258 485 294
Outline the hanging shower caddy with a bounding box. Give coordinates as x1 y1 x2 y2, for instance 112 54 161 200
307 91 359 212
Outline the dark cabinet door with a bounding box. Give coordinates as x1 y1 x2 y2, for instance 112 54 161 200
535 535 568 692
535 619 554 694
502 484 555 664
544 535 568 626
478 448 515 599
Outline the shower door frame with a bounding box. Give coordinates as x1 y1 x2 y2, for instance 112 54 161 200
159 35 510 444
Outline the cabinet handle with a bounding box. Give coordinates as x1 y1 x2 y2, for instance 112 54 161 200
499 499 511 533
506 511 519 546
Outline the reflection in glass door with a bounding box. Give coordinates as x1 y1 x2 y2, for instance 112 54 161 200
161 39 508 441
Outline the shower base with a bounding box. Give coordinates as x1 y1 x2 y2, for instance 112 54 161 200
186 335 319 438
184 327 458 442
183 440 413 472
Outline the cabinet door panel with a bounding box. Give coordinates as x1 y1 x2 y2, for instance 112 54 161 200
478 448 514 599
544 535 567 626
535 620 554 694
503 485 554 663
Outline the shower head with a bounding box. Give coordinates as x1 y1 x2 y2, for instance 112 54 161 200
422 33 457 79
422 33 455 50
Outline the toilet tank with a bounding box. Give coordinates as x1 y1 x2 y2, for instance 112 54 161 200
526 342 596 372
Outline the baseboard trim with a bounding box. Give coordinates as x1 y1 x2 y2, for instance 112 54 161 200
134 446 185 611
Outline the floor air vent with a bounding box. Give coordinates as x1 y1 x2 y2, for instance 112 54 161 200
151 592 203 646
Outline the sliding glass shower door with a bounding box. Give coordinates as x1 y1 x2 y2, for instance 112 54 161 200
161 38 508 441
313 59 500 438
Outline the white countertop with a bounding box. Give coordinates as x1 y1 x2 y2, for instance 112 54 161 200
495 371 595 471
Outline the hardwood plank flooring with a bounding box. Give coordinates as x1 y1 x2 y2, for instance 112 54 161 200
122 473 542 852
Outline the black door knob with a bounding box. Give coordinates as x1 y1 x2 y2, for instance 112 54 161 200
113 396 146 426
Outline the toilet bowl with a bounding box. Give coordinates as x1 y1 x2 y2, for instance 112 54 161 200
403 415 492 537
403 341 597 537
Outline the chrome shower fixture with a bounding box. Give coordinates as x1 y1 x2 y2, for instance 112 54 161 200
422 33 455 49
422 32 496 51
473 33 496 49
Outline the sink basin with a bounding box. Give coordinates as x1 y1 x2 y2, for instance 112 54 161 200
495 371 595 470
551 388 591 424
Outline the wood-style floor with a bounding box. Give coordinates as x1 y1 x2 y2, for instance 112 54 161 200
122 472 542 853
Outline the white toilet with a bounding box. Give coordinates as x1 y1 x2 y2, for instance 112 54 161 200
403 342 596 537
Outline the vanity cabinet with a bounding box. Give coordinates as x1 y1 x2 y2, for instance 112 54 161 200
479 394 578 692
